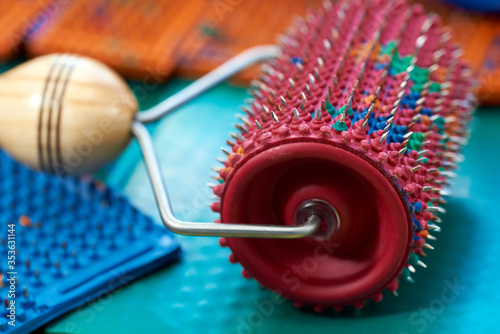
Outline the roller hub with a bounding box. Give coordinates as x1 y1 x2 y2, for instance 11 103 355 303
220 141 412 308
294 199 340 240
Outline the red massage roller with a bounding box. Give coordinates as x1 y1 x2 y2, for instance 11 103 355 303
211 0 475 311
0 0 476 313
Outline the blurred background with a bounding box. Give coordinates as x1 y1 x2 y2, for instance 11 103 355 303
1 0 500 103
0 0 499 333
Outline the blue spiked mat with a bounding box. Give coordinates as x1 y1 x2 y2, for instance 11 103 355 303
0 149 180 334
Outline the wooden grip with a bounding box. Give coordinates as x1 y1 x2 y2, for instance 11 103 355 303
0 54 138 175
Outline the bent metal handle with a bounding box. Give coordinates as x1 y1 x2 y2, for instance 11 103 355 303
132 120 322 238
0 48 322 239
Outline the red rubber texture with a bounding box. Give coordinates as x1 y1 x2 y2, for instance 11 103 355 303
221 140 412 306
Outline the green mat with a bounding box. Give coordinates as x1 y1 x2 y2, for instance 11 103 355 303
46 79 500 334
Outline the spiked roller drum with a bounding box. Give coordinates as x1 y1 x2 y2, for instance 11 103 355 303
211 0 476 310
0 0 476 315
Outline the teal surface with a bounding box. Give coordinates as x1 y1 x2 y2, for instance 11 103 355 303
46 79 500 334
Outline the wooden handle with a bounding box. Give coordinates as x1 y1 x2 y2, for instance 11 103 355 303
0 54 138 175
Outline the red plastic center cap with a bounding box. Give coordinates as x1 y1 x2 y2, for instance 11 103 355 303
221 140 412 307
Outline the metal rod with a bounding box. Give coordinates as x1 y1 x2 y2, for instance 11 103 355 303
136 45 280 124
132 121 322 238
